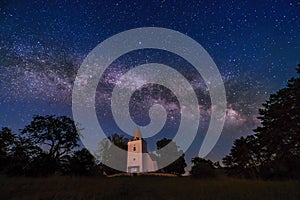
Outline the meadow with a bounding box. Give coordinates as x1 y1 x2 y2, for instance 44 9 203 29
0 175 299 200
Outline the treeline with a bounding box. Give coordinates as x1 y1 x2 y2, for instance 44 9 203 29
0 115 221 177
0 116 191 176
223 65 300 179
0 115 217 177
0 116 97 176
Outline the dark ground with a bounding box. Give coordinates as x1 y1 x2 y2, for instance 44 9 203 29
0 175 299 200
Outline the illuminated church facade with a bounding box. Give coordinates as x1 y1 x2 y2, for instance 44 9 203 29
127 127 158 173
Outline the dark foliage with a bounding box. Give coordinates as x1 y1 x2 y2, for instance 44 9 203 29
21 115 79 161
222 135 260 178
156 138 187 175
0 115 89 176
190 157 216 178
65 148 97 176
0 127 16 172
18 115 80 176
6 135 43 176
223 65 300 179
97 133 128 175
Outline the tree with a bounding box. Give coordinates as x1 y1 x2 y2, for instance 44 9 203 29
156 138 187 175
253 64 300 179
190 157 216 178
0 127 44 176
7 136 43 176
0 127 16 171
21 115 80 175
97 133 128 175
223 64 300 179
222 135 260 178
108 133 128 150
65 148 97 176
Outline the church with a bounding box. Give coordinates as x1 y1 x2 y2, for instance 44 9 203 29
127 127 158 173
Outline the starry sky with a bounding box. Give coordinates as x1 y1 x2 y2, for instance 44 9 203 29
0 0 299 162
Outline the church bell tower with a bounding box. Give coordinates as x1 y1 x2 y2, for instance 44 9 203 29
127 127 147 173
127 127 158 173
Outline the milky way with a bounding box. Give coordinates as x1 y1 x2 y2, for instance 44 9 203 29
0 0 299 162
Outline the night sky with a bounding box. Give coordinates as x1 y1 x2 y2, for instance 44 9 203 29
0 0 299 163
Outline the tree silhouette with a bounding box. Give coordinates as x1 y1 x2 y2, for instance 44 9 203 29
97 133 128 175
65 148 97 176
190 157 216 178
156 138 186 175
0 127 16 172
7 135 43 176
20 115 80 175
223 64 300 179
253 64 300 179
222 135 260 178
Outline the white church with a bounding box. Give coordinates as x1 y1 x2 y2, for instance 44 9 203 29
127 127 158 173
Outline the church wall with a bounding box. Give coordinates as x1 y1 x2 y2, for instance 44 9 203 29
127 140 143 172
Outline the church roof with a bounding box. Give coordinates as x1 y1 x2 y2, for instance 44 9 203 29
133 127 142 140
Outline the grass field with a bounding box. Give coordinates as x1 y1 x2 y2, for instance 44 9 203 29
0 176 299 200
